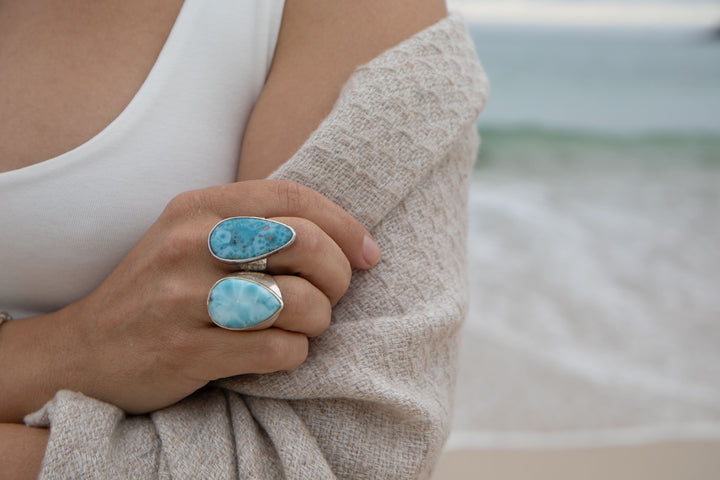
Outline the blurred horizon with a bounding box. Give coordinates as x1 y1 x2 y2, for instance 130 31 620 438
449 0 720 138
467 24 720 137
447 0 720 28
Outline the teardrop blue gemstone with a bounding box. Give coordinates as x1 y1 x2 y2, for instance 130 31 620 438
209 217 295 262
207 277 282 329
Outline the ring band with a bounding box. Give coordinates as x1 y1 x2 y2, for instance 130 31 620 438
238 258 267 272
207 272 283 330
208 217 296 269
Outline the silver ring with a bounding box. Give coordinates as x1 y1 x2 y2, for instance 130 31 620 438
238 258 267 271
207 272 283 330
0 311 12 325
208 217 296 270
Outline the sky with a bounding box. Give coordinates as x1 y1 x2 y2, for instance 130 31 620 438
446 0 720 28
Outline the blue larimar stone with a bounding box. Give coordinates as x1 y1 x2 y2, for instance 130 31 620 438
209 217 295 263
207 277 282 329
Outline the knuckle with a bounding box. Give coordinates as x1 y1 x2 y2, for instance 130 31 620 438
338 258 352 292
281 281 306 316
154 277 196 311
159 226 201 263
275 180 305 214
282 281 331 337
162 328 201 365
326 258 352 305
310 299 332 337
255 332 308 371
299 223 325 258
165 190 206 219
285 336 309 370
255 333 287 366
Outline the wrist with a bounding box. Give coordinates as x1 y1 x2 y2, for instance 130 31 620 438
0 306 84 423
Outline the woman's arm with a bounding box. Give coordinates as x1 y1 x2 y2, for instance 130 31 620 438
26 13 489 478
237 0 447 180
2 0 443 421
0 424 47 480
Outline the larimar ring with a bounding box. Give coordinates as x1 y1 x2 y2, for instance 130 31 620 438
208 217 296 270
207 273 283 330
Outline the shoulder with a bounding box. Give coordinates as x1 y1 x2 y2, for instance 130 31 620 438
236 0 447 179
274 0 448 73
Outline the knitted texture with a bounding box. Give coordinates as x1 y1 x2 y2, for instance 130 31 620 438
26 15 489 479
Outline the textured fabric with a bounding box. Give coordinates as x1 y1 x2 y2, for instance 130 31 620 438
0 0 285 319
25 15 489 479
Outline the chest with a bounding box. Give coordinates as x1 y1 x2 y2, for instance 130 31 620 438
0 0 183 173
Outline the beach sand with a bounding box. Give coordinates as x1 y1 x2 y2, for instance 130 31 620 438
432 441 720 480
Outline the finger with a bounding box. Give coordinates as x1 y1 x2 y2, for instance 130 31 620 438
263 217 351 305
196 327 309 378
272 275 332 337
187 180 381 269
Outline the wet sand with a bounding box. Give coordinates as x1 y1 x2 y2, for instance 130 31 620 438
432 441 720 480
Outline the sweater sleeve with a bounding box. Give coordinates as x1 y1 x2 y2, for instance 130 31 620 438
25 15 489 479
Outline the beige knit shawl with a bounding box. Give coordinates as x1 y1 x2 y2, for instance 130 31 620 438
26 15 489 479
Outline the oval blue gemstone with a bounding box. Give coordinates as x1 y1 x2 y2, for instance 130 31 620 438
209 217 295 263
207 277 282 329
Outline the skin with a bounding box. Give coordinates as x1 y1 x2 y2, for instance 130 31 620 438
0 0 446 477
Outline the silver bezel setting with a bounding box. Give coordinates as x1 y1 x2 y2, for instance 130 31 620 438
207 216 296 266
207 272 284 331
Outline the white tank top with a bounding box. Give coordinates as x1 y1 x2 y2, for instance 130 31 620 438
0 0 285 318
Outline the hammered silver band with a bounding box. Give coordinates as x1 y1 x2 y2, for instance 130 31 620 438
236 258 267 272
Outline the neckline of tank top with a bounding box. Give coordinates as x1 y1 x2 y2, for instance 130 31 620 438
0 0 193 182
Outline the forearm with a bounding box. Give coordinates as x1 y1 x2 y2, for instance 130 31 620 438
0 423 48 480
0 307 84 423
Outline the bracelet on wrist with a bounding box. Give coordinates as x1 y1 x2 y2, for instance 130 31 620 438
0 311 13 325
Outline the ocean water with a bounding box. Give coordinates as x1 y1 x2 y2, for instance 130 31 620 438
451 21 720 446
470 24 720 134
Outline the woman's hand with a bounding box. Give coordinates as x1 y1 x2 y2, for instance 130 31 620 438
0 180 380 421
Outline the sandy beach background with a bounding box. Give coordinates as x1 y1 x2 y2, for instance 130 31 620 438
438 0 720 477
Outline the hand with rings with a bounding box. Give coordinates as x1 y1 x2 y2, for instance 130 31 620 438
27 180 380 417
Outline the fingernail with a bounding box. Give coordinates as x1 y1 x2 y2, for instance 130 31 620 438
362 235 381 268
